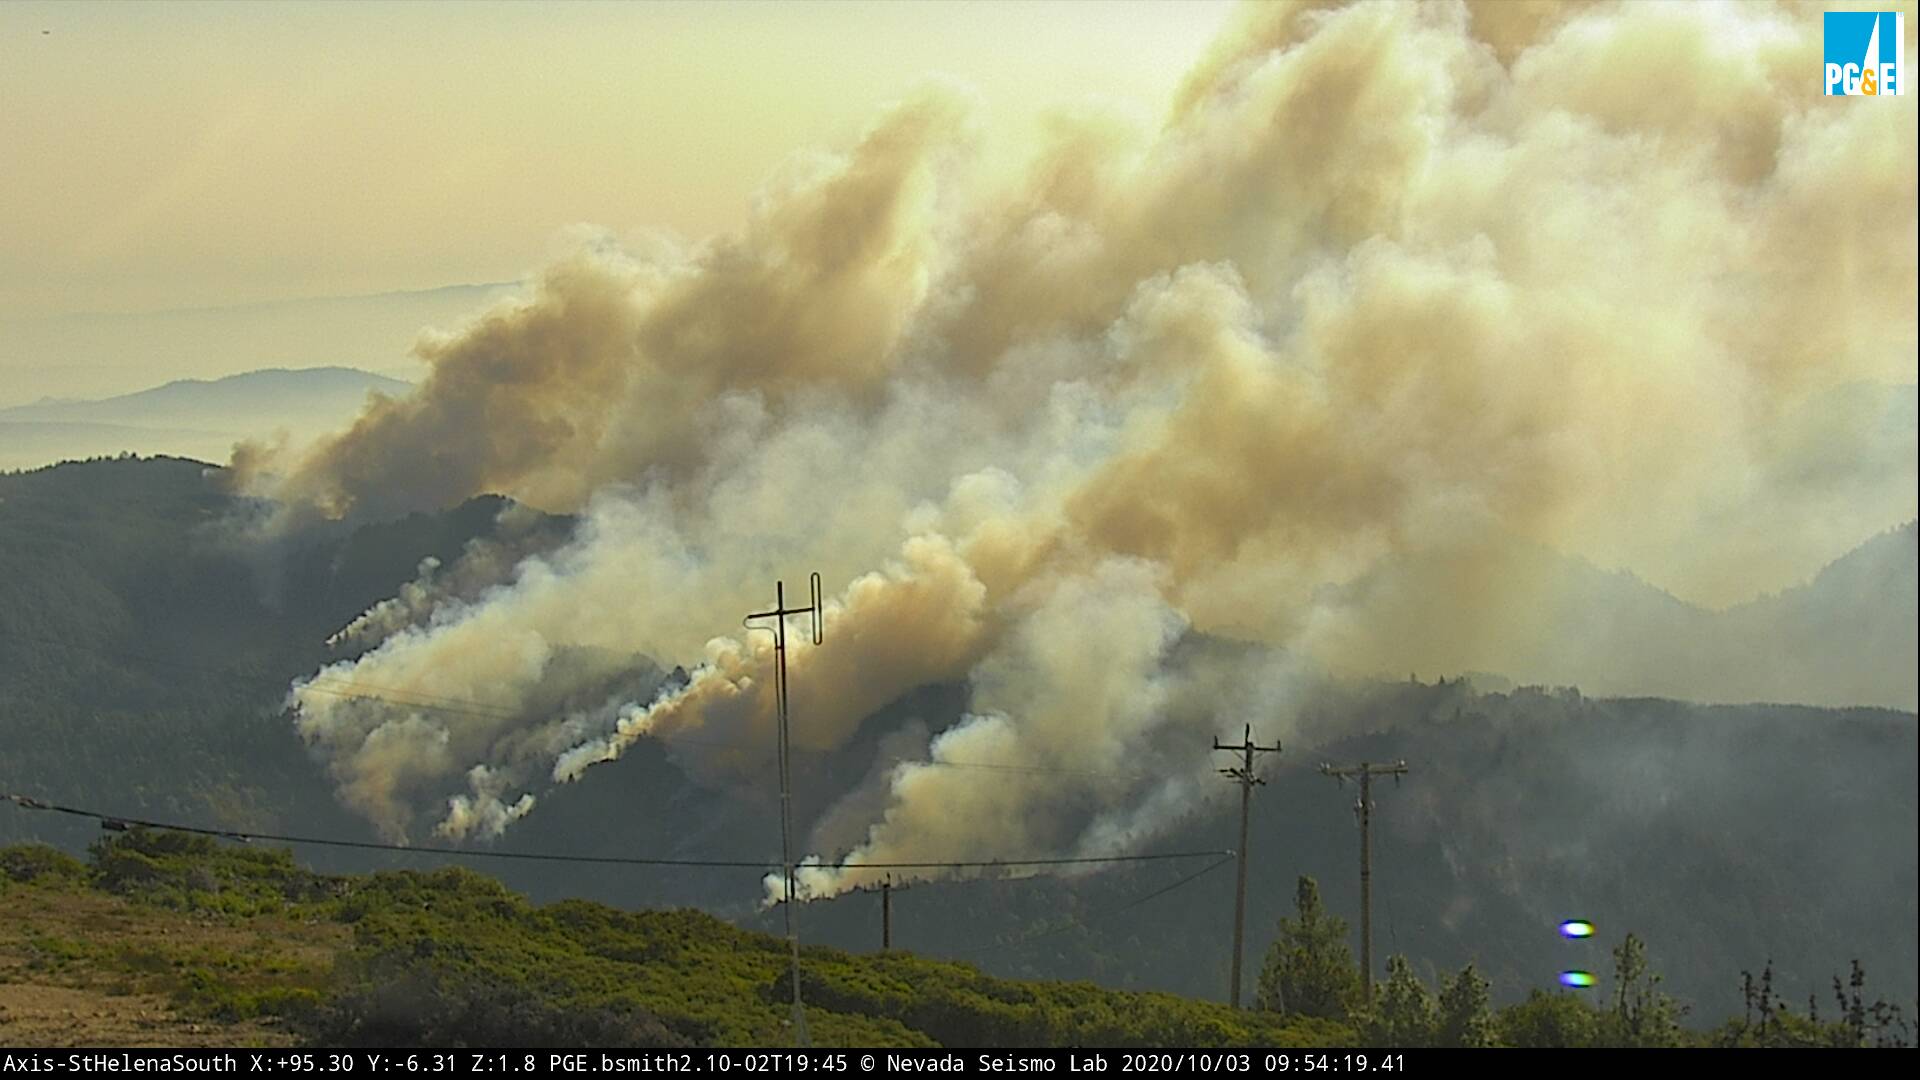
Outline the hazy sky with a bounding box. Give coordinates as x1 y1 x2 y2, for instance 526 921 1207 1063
1 0 1234 319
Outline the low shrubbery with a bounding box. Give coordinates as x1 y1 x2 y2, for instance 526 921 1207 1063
6 835 1908 1049
2 833 1347 1048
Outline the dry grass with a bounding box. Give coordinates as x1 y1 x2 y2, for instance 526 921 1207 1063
0 883 348 1048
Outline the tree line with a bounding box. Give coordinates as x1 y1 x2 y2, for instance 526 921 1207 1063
1255 875 1912 1047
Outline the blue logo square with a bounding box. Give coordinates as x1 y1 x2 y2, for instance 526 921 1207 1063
1825 11 1904 96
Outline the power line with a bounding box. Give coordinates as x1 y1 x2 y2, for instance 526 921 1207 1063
301 681 521 716
289 689 1165 784
298 683 1160 782
8 631 1158 782
898 759 1159 782
303 683 1163 783
7 785 1235 976
952 854 1237 956
2 630 529 721
0 630 271 677
2 630 613 720
2 792 1226 874
2 793 765 868
295 682 520 718
814 849 1234 870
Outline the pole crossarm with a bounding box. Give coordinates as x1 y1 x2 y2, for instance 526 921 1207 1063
1316 759 1409 1000
1317 760 1409 782
743 572 825 1048
1212 723 1282 1009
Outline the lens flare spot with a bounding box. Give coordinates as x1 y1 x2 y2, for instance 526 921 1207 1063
1559 970 1596 988
1559 919 1595 938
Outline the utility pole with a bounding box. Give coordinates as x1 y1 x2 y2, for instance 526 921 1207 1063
746 573 824 1048
847 876 899 952
1213 724 1282 1009
1318 760 1408 999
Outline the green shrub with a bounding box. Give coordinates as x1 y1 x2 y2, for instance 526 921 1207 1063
0 843 88 885
86 829 330 914
300 958 693 1048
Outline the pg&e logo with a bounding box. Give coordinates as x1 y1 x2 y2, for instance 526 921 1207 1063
1825 11 1905 96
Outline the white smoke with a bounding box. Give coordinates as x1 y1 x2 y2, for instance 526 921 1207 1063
243 1 1913 888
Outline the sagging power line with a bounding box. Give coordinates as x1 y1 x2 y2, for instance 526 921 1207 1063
951 853 1237 957
306 683 1158 782
8 630 1158 783
6 623 1268 992
1 792 1226 873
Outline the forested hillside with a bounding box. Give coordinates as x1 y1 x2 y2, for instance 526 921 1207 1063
760 682 1916 1017
0 457 570 853
0 368 414 472
1 457 1913 1027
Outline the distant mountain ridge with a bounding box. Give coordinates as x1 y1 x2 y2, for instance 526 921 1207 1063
1312 523 1917 711
1 280 517 406
0 367 411 471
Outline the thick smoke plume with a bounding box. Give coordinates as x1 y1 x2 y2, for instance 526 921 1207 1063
240 1 1916 894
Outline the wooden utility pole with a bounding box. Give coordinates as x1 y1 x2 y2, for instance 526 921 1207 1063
1318 760 1408 999
1213 724 1282 1008
849 876 899 952
746 573 824 1048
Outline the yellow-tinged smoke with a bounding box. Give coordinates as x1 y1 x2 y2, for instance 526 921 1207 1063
254 2 1914 889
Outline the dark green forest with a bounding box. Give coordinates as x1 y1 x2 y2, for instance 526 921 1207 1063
2 457 1915 1032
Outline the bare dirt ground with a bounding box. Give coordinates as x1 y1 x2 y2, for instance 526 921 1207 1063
0 884 347 1048
0 982 289 1048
